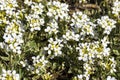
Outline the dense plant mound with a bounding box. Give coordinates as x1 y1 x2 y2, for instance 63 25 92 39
0 0 120 80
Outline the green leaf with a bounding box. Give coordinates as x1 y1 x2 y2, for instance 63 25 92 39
113 50 120 55
25 40 40 53
0 56 9 61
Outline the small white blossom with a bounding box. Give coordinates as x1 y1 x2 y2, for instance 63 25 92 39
31 3 44 15
63 30 80 41
83 63 94 80
109 57 117 73
32 56 48 67
45 19 59 34
81 22 96 36
77 74 83 80
107 76 117 80
20 61 27 67
44 38 63 56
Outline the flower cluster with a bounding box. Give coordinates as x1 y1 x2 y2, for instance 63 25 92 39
25 1 44 32
0 0 18 18
71 11 89 28
31 56 48 74
71 11 95 36
0 69 20 80
77 63 94 80
47 1 69 20
76 37 116 79
112 0 120 17
83 63 94 80
3 20 24 54
76 38 110 61
97 16 116 34
26 14 44 32
44 38 63 57
0 0 24 54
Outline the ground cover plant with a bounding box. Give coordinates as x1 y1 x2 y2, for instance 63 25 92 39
0 0 120 80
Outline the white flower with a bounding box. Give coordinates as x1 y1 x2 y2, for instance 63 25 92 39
0 69 20 80
31 3 44 15
45 19 58 34
20 61 26 67
107 76 117 80
32 56 48 67
83 63 93 80
77 74 83 80
63 30 80 41
76 43 89 61
112 0 120 16
44 38 63 56
101 37 110 56
109 57 117 73
24 0 32 6
81 22 96 36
